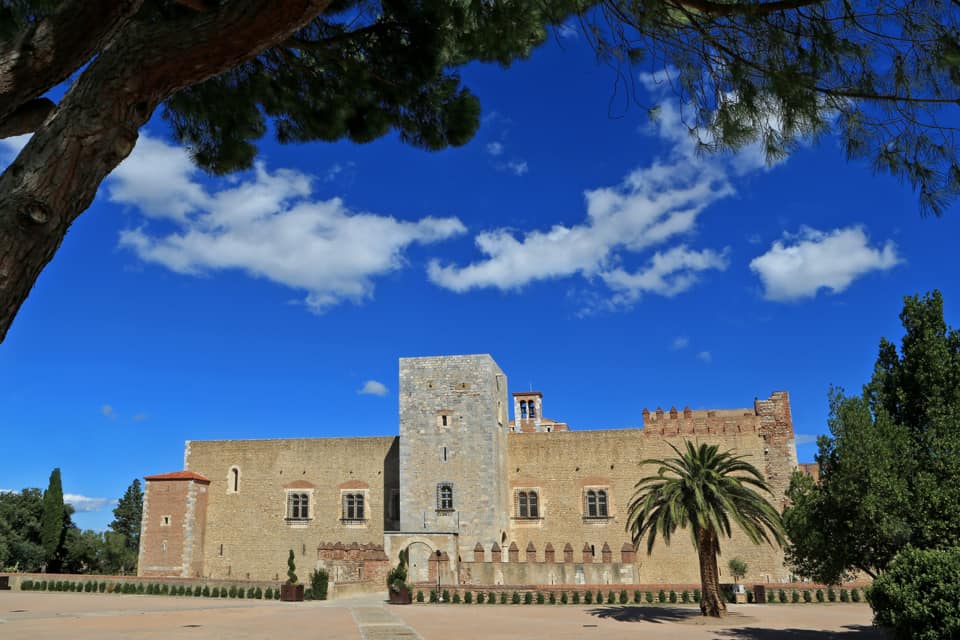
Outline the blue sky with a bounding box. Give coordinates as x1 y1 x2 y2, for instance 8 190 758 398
1 28 958 532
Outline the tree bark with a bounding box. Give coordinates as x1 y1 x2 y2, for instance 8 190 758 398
0 0 144 132
0 0 331 342
697 528 726 617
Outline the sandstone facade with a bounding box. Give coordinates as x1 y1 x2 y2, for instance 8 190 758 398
139 354 799 587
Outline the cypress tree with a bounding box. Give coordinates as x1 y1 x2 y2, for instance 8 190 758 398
40 468 67 572
110 479 144 562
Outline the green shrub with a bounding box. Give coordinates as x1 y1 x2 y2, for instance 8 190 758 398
816 589 824 602
416 590 424 602
869 547 960 640
511 591 520 605
634 590 642 603
747 591 754 603
211 586 219 597
851 588 861 603
549 592 556 604
827 588 836 602
274 588 280 599
465 591 473 604
310 568 329 601
681 590 690 603
99 582 106 593
228 585 237 598
645 591 654 604
572 591 580 604
669 590 677 603
596 590 603 604
561 591 568 604
195 586 203 597
40 580 47 591
792 590 800 603
767 590 775 603
658 589 666 603
429 589 438 603
146 584 154 595
249 587 257 598
203 586 212 597
584 590 593 604
137 583 145 595
21 580 33 590
803 590 812 602
452 592 461 604
693 589 701 603
536 592 544 604
476 591 484 604
840 588 849 602
500 591 507 604
779 589 787 603
489 591 497 604
442 589 451 603
619 589 628 604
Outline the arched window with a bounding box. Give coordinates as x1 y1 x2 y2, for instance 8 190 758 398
520 401 527 419
437 483 454 511
529 402 537 418
528 491 539 518
231 467 239 493
585 488 609 518
518 491 528 517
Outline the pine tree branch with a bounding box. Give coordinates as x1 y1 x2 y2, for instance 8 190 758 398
664 0 827 18
0 0 144 134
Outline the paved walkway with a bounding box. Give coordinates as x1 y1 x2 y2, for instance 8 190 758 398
0 592 885 639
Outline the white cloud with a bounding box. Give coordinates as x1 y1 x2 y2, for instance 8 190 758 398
750 226 900 302
357 380 389 396
672 336 689 350
485 142 504 156
64 493 117 513
132 413 149 422
795 434 820 445
497 160 528 176
557 22 579 39
112 135 466 313
101 404 116 419
428 100 752 306
0 134 30 162
697 350 712 363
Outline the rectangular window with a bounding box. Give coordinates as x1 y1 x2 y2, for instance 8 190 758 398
437 482 454 511
342 492 365 521
515 489 540 519
287 492 310 520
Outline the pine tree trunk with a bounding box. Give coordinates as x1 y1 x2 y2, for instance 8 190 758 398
697 528 727 617
0 0 330 342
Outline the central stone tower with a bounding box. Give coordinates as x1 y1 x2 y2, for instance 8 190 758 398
398 355 510 555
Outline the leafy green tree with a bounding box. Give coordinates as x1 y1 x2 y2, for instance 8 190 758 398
40 468 70 572
626 441 785 617
784 291 960 583
110 479 143 557
1 1 960 341
0 488 45 571
727 558 747 583
63 529 105 574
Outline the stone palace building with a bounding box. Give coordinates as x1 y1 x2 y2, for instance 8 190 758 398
138 354 799 589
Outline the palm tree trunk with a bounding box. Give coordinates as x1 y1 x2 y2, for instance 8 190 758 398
697 528 727 617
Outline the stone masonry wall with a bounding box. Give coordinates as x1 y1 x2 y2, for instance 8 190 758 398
184 436 398 581
398 355 510 561
139 477 209 578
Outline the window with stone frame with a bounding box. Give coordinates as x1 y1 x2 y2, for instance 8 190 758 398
437 482 454 511
342 492 366 521
286 492 310 520
515 489 540 519
584 488 610 518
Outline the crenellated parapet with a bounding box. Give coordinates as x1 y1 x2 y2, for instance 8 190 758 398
639 392 795 439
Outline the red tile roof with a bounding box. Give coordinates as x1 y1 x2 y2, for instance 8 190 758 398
144 470 211 483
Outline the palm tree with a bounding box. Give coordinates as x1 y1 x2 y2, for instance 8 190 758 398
626 441 786 617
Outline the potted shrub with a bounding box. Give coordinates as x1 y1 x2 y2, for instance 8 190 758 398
280 550 304 602
387 548 412 604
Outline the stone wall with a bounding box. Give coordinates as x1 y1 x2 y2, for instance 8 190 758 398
398 355 510 560
139 473 209 578
182 436 399 581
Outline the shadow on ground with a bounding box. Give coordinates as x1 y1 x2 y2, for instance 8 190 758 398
714 625 888 639
585 605 702 623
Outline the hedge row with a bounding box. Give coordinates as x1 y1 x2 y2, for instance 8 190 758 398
413 587 865 605
19 580 282 600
